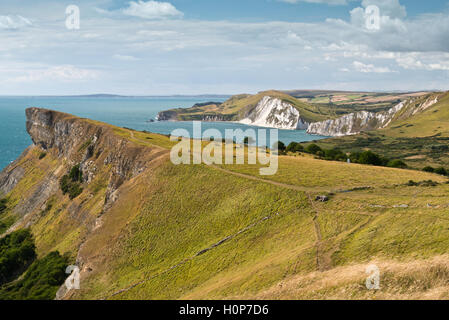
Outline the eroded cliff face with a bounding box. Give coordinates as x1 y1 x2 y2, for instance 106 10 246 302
25 108 163 204
0 108 169 299
239 96 309 130
306 95 440 137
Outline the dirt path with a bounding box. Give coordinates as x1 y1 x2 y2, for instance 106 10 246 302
211 165 317 193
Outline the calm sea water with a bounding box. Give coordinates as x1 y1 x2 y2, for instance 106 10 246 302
0 96 327 170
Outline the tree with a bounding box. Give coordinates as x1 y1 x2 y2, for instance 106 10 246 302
422 166 435 173
357 151 383 166
273 141 286 153
435 167 448 176
387 159 408 169
305 144 322 155
286 142 304 153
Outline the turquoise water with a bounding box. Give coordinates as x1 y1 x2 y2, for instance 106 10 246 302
0 96 327 170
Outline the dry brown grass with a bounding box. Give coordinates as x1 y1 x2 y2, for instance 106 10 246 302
235 255 449 300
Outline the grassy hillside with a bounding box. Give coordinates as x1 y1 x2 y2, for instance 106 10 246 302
2 109 449 300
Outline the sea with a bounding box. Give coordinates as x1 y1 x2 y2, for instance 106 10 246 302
0 96 328 170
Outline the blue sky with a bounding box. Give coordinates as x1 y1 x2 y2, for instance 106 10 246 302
0 0 448 95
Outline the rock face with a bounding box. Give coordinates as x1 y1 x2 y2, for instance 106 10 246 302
155 110 178 121
307 96 439 137
306 102 404 137
1 108 167 228
239 96 309 130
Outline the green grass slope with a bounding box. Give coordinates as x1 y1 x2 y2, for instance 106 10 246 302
2 110 449 300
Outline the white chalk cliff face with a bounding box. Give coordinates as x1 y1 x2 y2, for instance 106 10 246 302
239 96 308 130
307 97 439 137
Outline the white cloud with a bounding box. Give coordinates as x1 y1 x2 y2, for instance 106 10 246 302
0 0 448 94
113 54 140 61
122 1 183 20
395 53 449 71
7 65 99 83
0 15 31 29
353 61 393 73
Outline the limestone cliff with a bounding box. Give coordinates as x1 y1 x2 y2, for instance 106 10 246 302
0 108 169 299
307 94 440 137
239 96 309 130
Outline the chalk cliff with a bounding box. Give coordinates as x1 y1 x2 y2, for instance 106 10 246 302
239 96 309 130
307 95 440 137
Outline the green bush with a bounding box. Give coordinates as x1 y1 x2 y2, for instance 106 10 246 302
305 144 322 155
38 152 47 160
387 159 408 169
68 184 83 200
273 141 286 153
59 175 70 194
0 229 36 286
286 142 304 153
0 251 68 300
69 164 82 182
60 164 84 199
324 149 346 161
422 166 435 173
435 167 448 176
0 198 7 214
357 151 383 166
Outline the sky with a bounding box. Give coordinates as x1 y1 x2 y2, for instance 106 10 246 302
0 0 448 95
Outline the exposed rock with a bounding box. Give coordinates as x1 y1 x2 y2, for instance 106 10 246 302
307 102 405 137
239 96 309 130
393 204 409 208
307 95 440 137
156 110 178 121
315 195 329 202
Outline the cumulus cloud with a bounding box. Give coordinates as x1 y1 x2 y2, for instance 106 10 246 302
0 15 31 30
349 0 407 33
0 0 448 94
395 53 449 71
122 1 183 20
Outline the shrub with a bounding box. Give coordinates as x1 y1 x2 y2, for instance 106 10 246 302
69 164 82 182
60 164 84 199
0 251 68 300
0 229 36 286
387 160 408 169
324 148 346 161
38 152 47 160
286 142 304 153
305 144 322 155
435 167 448 176
423 166 435 173
357 151 383 166
59 175 70 194
273 141 286 153
68 184 83 200
0 198 7 214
